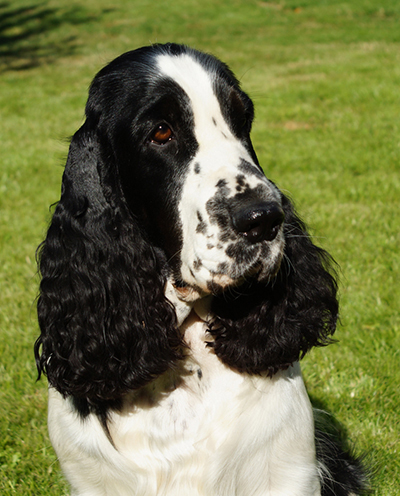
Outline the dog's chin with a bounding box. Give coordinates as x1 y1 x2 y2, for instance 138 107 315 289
206 268 260 295
175 256 283 299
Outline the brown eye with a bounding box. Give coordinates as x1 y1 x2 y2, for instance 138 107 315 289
151 123 173 144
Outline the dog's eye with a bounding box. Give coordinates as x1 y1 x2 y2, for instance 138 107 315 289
151 124 174 145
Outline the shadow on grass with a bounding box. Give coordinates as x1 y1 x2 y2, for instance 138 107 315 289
310 394 355 446
310 394 374 494
0 1 111 71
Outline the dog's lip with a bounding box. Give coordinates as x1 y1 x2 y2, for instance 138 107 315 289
216 261 263 282
175 261 265 297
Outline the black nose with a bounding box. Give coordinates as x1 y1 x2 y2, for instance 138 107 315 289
232 202 285 243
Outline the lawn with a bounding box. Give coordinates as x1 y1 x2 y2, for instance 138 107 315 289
0 0 399 494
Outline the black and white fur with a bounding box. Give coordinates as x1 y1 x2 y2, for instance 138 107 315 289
35 43 368 495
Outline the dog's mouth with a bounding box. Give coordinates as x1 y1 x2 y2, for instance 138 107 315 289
174 246 283 299
206 261 263 291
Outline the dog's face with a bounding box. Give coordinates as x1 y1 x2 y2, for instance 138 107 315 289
91 45 284 296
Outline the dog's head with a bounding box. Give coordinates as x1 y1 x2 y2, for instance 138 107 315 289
86 44 285 295
35 44 338 407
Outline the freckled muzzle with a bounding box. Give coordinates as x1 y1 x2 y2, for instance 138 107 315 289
181 176 286 293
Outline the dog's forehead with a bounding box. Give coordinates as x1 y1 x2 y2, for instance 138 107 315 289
156 53 219 98
156 53 234 141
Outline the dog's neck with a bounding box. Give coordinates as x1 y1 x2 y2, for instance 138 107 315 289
165 280 213 327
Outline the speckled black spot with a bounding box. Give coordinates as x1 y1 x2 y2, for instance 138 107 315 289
217 262 229 273
216 179 228 189
193 258 202 271
197 369 203 380
196 211 208 234
237 174 246 186
235 174 250 192
194 162 201 174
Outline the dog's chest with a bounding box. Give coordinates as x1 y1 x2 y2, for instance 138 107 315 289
104 314 319 496
105 313 251 493
50 312 319 495
110 312 245 456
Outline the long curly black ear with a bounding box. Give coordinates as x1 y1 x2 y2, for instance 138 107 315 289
209 194 338 376
35 123 181 405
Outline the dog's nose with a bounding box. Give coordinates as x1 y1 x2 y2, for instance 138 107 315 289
232 202 285 243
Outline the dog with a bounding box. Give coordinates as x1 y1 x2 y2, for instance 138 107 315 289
35 43 367 495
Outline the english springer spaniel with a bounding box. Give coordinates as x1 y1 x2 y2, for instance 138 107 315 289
35 43 368 495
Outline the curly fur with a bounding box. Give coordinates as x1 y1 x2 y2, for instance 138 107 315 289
35 124 182 405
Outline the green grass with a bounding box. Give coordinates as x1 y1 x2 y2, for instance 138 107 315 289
1 0 399 493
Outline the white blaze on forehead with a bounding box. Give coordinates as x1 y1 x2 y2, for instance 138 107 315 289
156 53 233 143
156 52 257 179
156 53 280 291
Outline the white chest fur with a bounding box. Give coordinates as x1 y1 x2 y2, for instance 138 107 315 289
48 312 320 496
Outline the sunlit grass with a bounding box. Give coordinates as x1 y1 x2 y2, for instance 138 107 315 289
1 0 399 493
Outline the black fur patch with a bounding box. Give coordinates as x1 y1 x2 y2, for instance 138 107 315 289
193 258 203 271
196 211 208 234
239 158 265 179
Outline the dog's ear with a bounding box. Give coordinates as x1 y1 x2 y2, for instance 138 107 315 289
35 122 181 406
209 194 338 375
